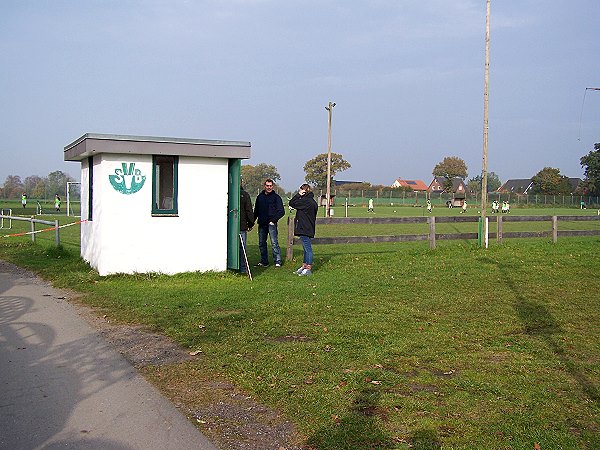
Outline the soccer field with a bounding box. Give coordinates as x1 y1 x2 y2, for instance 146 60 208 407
325 203 597 218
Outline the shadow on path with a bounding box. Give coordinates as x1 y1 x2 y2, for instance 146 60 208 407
0 266 136 449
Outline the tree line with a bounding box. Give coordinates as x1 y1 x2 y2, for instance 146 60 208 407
5 143 599 200
1 171 79 200
242 143 600 197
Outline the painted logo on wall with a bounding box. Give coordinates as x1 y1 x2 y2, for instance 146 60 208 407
109 163 146 194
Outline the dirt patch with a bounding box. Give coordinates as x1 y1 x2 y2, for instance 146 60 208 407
76 306 306 450
409 383 440 393
395 367 456 379
97 324 196 367
72 306 196 368
268 334 315 343
353 404 390 421
426 367 458 378
140 361 306 450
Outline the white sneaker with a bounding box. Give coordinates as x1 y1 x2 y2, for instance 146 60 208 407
295 266 305 274
275 262 282 268
298 268 312 276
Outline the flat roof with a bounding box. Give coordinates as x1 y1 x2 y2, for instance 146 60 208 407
64 133 251 161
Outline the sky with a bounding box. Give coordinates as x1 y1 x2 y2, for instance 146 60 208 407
1 0 599 192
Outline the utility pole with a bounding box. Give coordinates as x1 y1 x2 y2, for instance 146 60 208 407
325 101 336 217
480 0 491 247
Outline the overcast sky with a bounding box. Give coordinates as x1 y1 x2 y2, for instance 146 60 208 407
1 0 599 191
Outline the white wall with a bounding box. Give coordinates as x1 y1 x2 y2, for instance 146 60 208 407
80 153 229 276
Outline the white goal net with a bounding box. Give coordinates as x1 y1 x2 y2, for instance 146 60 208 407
66 182 81 217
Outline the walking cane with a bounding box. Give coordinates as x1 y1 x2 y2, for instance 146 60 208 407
239 233 252 281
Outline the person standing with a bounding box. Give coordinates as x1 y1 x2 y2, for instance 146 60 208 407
254 179 285 267
21 192 27 209
368 198 374 213
426 199 432 213
289 184 319 276
54 194 61 212
239 183 254 274
461 200 467 213
491 200 499 214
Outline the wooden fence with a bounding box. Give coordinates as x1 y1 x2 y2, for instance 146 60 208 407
285 215 600 260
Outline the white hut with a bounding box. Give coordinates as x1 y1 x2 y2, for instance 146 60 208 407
64 133 250 276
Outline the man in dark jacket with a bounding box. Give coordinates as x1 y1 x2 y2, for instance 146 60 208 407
289 184 318 276
239 183 255 274
253 179 285 267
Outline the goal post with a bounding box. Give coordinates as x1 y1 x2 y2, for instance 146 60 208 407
66 181 81 217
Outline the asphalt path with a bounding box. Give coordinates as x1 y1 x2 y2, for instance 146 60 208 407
0 260 217 450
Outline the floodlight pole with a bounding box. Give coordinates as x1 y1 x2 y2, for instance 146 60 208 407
325 101 336 217
480 0 491 247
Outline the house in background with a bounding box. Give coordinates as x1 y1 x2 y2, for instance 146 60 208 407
497 177 583 194
566 177 584 193
391 179 428 191
334 180 368 187
496 179 534 194
428 176 467 207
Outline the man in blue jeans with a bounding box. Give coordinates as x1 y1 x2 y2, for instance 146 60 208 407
254 179 285 267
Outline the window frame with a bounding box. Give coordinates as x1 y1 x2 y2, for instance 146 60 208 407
151 155 179 216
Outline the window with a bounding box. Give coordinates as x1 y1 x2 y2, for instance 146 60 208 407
152 155 178 215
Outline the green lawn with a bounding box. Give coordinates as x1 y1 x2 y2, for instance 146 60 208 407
1 208 598 449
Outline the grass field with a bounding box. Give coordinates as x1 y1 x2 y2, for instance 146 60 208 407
0 199 81 217
1 207 599 449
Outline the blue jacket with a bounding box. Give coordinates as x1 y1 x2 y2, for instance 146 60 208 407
254 190 285 225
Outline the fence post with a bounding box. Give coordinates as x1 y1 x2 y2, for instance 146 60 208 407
428 216 436 249
497 215 503 244
552 216 558 243
54 220 60 247
484 217 489 248
31 217 36 243
286 216 294 261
